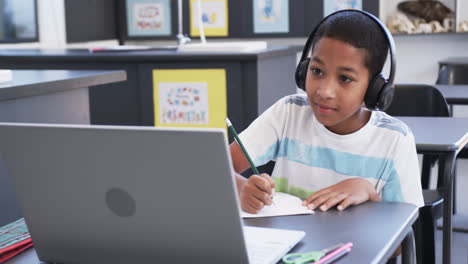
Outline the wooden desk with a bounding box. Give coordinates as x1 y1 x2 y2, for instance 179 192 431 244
6 202 418 264
398 117 468 264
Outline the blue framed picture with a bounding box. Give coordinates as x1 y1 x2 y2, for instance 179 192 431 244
126 0 171 36
253 0 289 34
323 0 362 16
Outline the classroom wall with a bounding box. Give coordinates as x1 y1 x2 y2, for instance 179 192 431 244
3 0 467 86
246 34 468 85
391 34 468 118
392 34 468 84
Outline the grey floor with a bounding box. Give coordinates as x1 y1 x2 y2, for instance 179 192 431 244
435 229 468 264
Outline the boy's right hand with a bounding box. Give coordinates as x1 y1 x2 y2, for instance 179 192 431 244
239 173 275 214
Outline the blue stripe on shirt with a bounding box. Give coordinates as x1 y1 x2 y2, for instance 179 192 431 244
371 112 409 136
254 138 403 202
285 95 309 106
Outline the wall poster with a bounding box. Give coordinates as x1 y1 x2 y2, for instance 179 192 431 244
253 0 289 34
126 0 172 36
189 0 229 37
153 69 227 129
323 0 362 16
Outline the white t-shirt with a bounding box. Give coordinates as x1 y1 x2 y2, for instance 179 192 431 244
239 94 424 207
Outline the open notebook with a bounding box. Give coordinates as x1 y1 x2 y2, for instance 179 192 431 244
241 192 314 218
244 226 305 264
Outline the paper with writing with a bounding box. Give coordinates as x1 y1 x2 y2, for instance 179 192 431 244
241 192 314 218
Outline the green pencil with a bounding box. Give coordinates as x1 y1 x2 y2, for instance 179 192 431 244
225 117 260 175
226 117 275 204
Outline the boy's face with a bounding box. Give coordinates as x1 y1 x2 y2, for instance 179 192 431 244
305 37 371 135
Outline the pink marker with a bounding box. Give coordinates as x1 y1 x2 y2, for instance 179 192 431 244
315 242 353 264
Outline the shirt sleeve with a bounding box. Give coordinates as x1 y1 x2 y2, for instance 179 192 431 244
390 131 424 207
238 96 289 167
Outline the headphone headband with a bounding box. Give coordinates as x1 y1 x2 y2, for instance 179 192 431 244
299 9 395 86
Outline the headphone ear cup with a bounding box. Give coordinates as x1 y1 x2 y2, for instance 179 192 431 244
376 83 394 111
295 58 310 90
365 73 386 110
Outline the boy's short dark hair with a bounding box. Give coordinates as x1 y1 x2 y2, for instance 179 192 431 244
311 10 389 82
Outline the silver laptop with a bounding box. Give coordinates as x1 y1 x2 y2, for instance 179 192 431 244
0 123 304 264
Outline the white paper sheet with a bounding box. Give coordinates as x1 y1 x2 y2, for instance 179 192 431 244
241 192 314 218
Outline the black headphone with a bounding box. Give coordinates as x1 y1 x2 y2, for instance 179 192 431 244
295 9 396 111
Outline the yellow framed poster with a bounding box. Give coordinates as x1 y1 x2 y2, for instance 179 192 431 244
153 69 227 128
189 0 229 37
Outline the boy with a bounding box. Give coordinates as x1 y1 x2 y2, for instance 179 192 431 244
231 10 424 214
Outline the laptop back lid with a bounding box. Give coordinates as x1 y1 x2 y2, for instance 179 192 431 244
0 123 248 264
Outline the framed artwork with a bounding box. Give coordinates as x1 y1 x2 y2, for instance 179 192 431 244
323 0 362 16
253 0 289 34
153 69 227 128
126 0 171 36
189 0 229 37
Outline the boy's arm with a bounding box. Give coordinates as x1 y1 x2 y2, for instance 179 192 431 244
302 130 424 211
230 142 274 214
230 141 251 176
302 178 380 211
229 96 288 213
231 142 250 194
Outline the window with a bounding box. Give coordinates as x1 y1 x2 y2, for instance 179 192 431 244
0 0 38 43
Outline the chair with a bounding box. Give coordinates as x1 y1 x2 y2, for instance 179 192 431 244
386 84 450 117
385 84 450 264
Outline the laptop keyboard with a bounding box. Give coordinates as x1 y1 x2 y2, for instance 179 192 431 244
243 226 305 264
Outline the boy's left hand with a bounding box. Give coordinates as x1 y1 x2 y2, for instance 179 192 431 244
302 178 381 211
